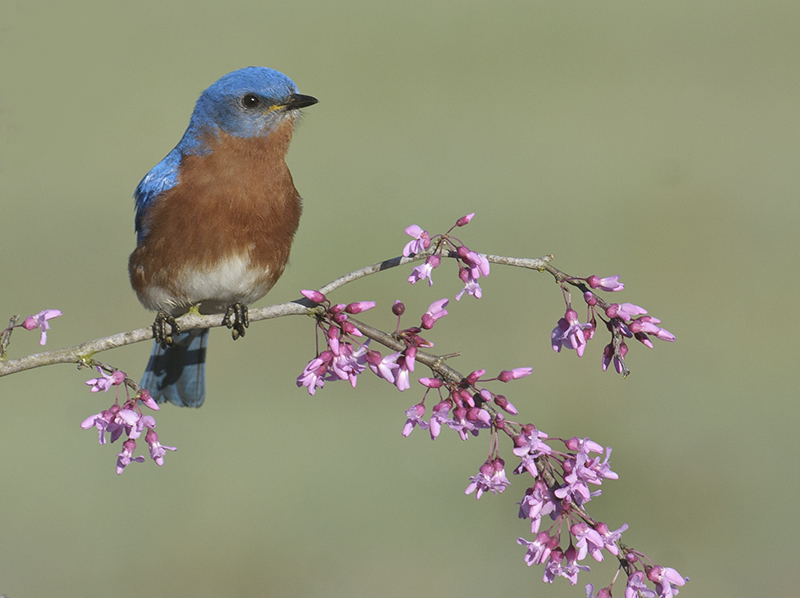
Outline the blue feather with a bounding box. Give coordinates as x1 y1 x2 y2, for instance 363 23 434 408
140 329 208 407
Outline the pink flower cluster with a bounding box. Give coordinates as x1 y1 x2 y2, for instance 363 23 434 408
80 366 175 474
401 366 530 441
403 213 490 300
297 290 464 395
513 433 687 596
551 277 675 374
0 309 62 353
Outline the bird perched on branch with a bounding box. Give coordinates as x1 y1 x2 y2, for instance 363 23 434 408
129 67 317 407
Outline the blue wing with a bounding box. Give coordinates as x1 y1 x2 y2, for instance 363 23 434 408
133 148 181 242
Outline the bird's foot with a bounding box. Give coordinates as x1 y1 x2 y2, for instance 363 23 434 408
223 302 249 340
153 310 179 348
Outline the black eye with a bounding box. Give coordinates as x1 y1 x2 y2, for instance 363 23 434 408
241 93 261 109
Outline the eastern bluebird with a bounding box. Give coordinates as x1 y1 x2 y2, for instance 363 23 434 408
129 67 317 407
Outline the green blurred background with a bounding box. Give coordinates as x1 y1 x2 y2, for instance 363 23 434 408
1 1 797 596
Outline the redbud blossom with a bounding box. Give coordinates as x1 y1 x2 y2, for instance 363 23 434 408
345 301 376 314
421 298 449 329
116 439 145 474
392 300 405 316
456 212 475 226
551 309 592 357
402 225 431 256
587 275 624 292
498 367 533 382
22 309 62 345
300 289 326 303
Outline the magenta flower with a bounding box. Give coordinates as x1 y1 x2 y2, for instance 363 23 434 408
587 275 624 292
85 367 126 393
594 521 628 556
456 212 475 227
296 351 332 395
571 522 605 562
401 403 429 437
344 301 376 314
551 309 592 357
22 309 62 345
625 571 657 598
647 565 688 598
518 531 557 567
428 401 453 439
145 429 177 466
80 409 116 445
465 459 510 499
602 342 628 373
421 298 449 329
116 439 145 474
408 254 440 286
629 316 676 343
402 225 431 256
300 289 326 303
138 390 160 411
606 302 647 321
455 276 482 300
366 349 401 384
394 346 416 391
498 367 533 382
518 480 559 533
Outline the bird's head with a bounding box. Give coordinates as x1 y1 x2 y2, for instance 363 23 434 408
180 66 317 151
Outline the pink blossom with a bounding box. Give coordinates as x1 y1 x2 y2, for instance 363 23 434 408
300 289 326 303
587 275 624 292
85 367 126 393
518 531 557 567
401 403 429 437
22 309 62 345
116 439 145 474
402 225 431 256
145 429 177 466
571 522 605 562
407 254 440 286
366 349 401 384
606 302 647 321
428 401 453 439
80 409 116 445
455 272 482 300
626 571 657 598
465 459 509 499
421 298 449 329
518 480 560 533
595 521 628 556
296 351 332 395
602 342 628 373
344 301 375 314
456 212 475 227
551 309 592 357
647 565 688 598
498 367 533 382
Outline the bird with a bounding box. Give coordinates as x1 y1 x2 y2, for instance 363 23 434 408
128 67 317 407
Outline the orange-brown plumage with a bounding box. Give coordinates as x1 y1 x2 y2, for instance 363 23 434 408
129 120 302 315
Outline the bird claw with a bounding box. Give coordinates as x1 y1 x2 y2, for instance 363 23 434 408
223 302 249 340
153 310 179 348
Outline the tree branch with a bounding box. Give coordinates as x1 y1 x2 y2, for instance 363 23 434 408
0 250 552 378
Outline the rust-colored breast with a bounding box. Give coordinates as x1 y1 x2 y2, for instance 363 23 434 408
129 120 303 313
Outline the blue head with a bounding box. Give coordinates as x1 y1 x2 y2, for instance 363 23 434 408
177 66 317 154
133 67 316 239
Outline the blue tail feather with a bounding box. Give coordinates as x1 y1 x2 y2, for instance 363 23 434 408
140 329 208 407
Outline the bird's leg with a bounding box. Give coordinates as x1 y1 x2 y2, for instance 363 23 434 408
223 302 249 340
153 310 179 348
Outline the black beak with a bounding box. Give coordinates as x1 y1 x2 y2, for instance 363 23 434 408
284 93 318 110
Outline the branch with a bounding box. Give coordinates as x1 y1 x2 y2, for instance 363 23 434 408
0 251 553 378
